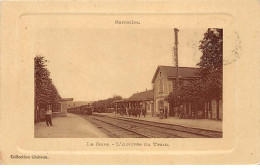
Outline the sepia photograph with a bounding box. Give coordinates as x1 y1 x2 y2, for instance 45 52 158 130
34 28 223 138
1 0 259 165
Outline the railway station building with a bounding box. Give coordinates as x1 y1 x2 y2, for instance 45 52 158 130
151 65 223 120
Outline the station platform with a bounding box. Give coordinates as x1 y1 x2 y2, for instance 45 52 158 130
96 112 222 132
34 113 109 138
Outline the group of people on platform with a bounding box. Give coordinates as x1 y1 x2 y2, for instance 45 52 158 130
116 104 188 120
159 105 185 119
117 106 147 118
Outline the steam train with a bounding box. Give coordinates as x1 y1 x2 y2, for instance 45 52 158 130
67 105 93 115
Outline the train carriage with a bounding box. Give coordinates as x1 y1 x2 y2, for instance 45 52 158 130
67 107 81 114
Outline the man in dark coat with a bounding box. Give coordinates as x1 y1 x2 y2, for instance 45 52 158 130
142 107 146 118
164 106 168 119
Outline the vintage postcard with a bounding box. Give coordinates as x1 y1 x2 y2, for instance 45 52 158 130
0 0 259 165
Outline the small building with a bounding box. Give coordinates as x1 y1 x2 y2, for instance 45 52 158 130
128 90 154 115
114 90 154 116
53 98 74 117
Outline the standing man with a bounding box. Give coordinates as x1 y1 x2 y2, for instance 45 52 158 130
126 106 129 116
179 105 184 119
136 107 140 118
45 105 53 126
142 107 146 118
159 107 164 119
164 106 168 119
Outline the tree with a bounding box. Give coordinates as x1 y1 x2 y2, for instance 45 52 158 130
92 95 123 112
197 28 223 119
34 55 61 122
198 28 223 100
166 79 207 117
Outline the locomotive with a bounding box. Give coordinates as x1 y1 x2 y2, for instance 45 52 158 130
80 104 93 115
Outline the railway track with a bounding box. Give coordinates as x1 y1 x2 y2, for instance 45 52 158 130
80 114 222 138
81 115 150 138
97 114 223 138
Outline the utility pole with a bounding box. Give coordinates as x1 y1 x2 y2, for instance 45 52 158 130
174 28 179 85
171 28 180 116
174 28 179 93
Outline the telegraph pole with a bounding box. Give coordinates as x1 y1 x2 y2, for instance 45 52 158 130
171 28 180 116
174 28 179 101
174 28 179 91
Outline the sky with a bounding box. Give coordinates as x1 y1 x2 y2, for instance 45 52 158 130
35 28 207 101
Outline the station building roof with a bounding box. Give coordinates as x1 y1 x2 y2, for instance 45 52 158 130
151 65 200 83
128 89 154 101
114 90 154 103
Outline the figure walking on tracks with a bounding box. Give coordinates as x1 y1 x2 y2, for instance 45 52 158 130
45 105 53 126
